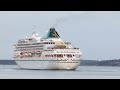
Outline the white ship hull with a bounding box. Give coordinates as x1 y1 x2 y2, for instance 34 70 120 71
15 59 80 70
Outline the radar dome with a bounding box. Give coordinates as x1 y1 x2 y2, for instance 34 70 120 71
35 33 39 37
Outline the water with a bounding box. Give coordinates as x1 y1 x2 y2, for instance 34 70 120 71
0 65 120 79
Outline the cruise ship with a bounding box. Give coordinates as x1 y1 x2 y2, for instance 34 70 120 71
13 28 82 70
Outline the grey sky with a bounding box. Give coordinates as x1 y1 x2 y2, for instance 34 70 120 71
0 11 120 60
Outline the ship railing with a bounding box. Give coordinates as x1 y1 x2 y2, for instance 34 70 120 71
51 48 80 50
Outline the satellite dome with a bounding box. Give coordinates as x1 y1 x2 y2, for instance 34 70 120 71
35 33 39 37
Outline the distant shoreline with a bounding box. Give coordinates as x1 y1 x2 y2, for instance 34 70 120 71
0 59 120 66
80 59 120 66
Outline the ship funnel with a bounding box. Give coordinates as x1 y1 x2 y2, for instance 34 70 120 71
49 28 60 38
42 28 60 38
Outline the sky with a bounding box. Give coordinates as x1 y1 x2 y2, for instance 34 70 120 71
0 11 120 60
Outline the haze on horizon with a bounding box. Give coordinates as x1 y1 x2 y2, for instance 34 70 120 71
0 11 120 60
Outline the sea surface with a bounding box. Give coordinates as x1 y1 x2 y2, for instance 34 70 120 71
0 65 120 79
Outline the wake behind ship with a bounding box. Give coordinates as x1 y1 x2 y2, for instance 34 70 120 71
13 28 82 70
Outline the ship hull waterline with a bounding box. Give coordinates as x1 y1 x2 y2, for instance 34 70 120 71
15 59 80 70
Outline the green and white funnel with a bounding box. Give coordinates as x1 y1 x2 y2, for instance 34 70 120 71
43 28 60 38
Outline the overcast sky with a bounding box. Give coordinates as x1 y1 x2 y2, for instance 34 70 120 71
0 11 120 60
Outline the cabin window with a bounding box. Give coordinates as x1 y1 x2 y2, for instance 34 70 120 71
29 39 32 41
54 54 56 57
57 54 63 58
67 54 72 58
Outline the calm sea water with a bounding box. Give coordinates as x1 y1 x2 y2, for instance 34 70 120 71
0 65 120 79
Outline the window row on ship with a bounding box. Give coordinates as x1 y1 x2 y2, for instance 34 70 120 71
44 54 80 58
16 42 55 46
15 45 44 49
14 48 43 51
14 54 80 58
